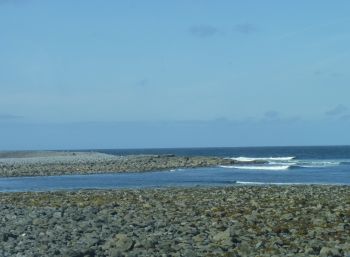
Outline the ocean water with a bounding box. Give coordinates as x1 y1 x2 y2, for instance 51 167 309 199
0 146 350 192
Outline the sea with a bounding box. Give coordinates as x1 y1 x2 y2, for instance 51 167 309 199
1 146 350 192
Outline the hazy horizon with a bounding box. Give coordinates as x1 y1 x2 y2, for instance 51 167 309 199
1 1 350 150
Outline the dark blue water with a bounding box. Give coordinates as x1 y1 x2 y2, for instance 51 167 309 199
96 145 350 160
1 146 350 192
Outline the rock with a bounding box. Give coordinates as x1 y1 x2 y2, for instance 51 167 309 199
319 246 341 257
281 213 293 221
158 240 172 252
336 223 346 231
107 249 123 257
53 211 62 218
0 186 349 256
312 218 326 226
236 242 252 255
142 203 151 208
212 228 234 247
103 234 134 252
255 241 263 248
192 234 205 243
304 247 314 254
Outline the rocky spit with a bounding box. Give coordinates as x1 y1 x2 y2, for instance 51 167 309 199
0 186 349 256
0 151 245 177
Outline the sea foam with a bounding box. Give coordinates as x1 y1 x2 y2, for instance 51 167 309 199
220 165 291 171
229 156 295 162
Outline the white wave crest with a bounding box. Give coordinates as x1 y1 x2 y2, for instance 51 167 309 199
220 165 291 171
269 161 297 165
169 168 185 172
236 181 304 185
294 161 341 168
229 156 295 162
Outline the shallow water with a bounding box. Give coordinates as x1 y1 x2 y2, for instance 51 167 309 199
1 146 349 192
0 164 349 192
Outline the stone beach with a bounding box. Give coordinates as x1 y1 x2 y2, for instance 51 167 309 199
0 186 349 256
0 151 252 177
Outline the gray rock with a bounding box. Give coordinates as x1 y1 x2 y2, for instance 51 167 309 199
212 228 234 247
0 185 349 256
281 213 293 221
107 234 134 252
319 246 341 257
53 211 62 218
236 242 252 255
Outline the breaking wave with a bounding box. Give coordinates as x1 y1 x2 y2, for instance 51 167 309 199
220 165 291 171
289 161 342 169
221 156 349 171
229 156 295 162
236 181 307 185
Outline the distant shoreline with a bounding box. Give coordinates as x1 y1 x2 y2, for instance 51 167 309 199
0 151 241 177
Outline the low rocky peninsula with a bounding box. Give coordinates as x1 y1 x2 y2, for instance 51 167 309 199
1 186 349 256
0 151 254 177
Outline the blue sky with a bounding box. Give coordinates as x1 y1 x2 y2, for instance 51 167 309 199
1 1 350 150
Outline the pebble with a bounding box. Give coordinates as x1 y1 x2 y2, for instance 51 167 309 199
0 185 349 256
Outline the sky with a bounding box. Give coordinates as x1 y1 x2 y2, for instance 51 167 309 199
1 0 350 150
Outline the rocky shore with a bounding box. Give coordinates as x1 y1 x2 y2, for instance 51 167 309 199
0 151 247 177
0 185 349 256
1 151 349 256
